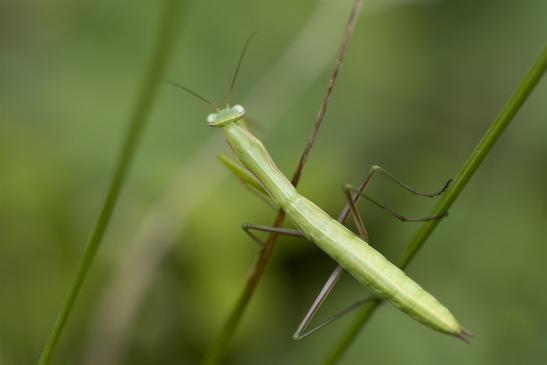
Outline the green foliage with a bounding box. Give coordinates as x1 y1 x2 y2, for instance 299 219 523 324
0 1 545 364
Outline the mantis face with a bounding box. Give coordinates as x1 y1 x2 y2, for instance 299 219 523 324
207 105 246 127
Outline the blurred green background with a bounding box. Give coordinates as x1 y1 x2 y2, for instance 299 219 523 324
1 0 546 364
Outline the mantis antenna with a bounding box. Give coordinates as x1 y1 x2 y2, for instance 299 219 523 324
163 79 219 110
224 32 257 105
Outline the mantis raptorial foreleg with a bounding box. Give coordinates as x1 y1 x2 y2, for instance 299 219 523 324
219 153 279 210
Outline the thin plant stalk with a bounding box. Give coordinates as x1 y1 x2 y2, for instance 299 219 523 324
36 1 184 364
200 1 364 364
323 44 547 365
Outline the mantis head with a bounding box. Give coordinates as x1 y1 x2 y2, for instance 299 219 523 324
207 105 246 127
165 33 255 128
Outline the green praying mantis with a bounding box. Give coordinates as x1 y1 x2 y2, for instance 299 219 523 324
167 37 471 342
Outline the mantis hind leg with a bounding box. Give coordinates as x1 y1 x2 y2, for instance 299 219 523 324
293 170 372 340
293 165 450 339
343 184 449 222
364 165 452 198
343 164 451 223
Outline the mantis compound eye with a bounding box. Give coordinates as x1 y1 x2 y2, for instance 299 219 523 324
207 113 217 125
232 105 245 114
207 105 246 127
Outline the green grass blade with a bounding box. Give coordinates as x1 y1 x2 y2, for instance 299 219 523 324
323 44 547 365
36 1 184 364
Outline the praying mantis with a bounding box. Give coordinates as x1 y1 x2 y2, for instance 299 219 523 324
167 37 471 342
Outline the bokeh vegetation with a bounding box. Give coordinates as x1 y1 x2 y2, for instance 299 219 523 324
1 0 546 364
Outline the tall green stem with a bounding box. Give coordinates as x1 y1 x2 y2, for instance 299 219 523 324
36 1 184 364
322 45 547 365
